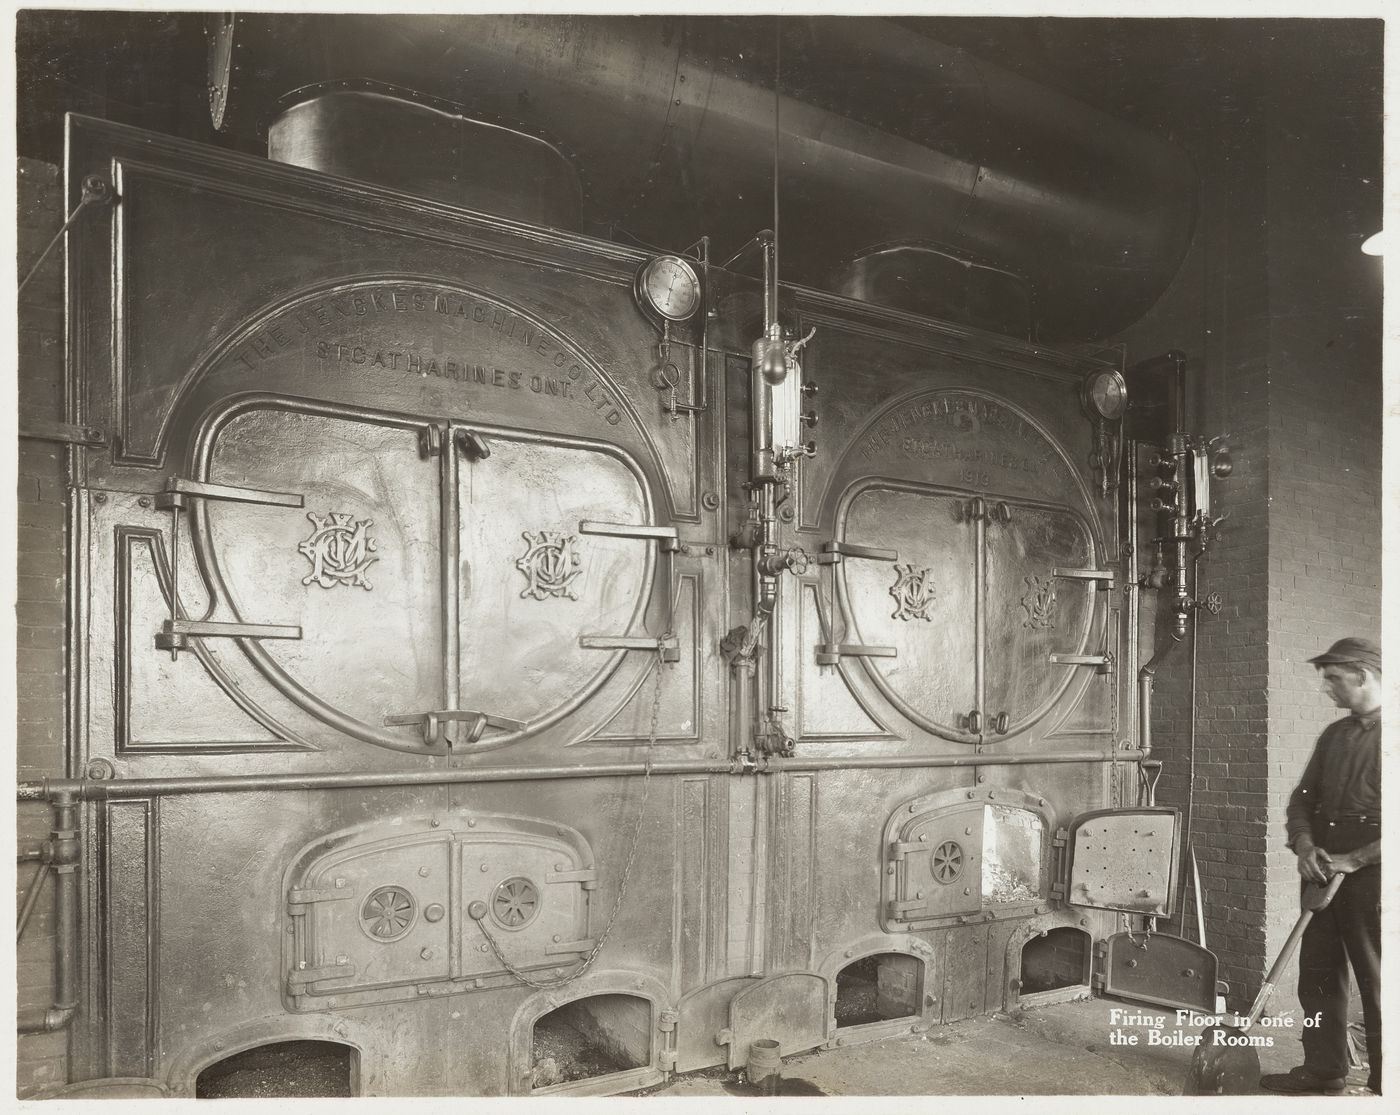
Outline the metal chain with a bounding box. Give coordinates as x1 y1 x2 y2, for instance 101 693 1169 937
472 645 669 989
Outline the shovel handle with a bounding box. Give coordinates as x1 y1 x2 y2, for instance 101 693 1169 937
1246 873 1344 1024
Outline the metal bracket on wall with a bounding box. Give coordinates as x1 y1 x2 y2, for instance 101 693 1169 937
579 634 681 664
815 540 898 565
18 420 108 448
1053 567 1116 590
382 709 527 748
579 520 682 659
153 477 304 512
815 643 897 667
156 619 302 652
18 173 113 297
1050 653 1111 668
152 476 306 657
814 539 899 664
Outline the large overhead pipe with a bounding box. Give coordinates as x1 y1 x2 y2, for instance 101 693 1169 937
207 13 1196 341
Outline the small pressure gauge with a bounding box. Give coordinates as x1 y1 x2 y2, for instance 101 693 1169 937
1082 369 1127 421
635 255 702 323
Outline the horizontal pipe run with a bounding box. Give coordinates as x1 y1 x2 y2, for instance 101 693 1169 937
17 748 1143 803
768 750 1142 773
17 760 741 802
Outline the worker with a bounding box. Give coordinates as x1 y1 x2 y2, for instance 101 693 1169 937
1260 637 1381 1096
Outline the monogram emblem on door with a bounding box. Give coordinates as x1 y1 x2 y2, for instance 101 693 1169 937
889 563 936 621
298 511 378 590
515 531 582 601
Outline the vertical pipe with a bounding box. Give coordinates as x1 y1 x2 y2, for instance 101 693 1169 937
18 792 81 1034
731 657 755 759
1126 439 1141 754
440 426 461 712
751 234 777 480
974 506 986 728
749 772 770 975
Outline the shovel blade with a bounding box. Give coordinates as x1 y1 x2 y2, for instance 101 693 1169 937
1183 1025 1261 1095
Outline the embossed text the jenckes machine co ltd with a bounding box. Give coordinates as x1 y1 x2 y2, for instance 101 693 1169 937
859 394 1058 489
224 286 626 425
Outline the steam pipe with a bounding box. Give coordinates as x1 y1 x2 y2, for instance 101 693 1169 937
15 748 1145 805
1137 658 1158 764
1178 549 1204 935
731 654 756 760
17 792 80 1035
763 750 1143 773
1126 437 1141 758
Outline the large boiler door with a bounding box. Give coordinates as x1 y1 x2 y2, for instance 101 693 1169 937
840 485 975 738
195 403 652 749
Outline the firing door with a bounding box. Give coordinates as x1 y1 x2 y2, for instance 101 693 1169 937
284 814 597 1009
1062 808 1180 916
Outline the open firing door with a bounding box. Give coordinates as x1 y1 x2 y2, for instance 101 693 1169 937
1058 808 1221 1012
1058 807 1180 916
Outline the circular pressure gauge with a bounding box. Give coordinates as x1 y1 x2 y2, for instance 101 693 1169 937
1082 369 1128 421
635 255 702 323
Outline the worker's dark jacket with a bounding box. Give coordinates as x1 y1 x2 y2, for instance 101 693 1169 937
1286 712 1381 853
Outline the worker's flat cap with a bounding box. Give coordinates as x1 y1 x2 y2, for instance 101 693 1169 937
1308 637 1381 671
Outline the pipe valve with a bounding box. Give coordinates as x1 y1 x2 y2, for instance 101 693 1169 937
759 546 810 577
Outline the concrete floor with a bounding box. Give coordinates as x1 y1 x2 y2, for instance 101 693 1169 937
640 996 1358 1098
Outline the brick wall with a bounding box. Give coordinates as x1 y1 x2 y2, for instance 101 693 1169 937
1260 33 1382 1017
15 157 71 1095
1115 24 1381 1013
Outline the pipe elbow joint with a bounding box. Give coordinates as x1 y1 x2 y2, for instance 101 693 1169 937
18 1004 77 1035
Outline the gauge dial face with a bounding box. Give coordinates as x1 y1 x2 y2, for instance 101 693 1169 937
636 256 701 322
1085 370 1127 420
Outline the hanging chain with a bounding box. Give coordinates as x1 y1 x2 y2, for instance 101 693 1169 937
472 646 670 989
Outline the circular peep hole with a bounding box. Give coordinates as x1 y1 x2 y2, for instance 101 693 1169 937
360 885 418 942
930 840 965 884
491 876 541 930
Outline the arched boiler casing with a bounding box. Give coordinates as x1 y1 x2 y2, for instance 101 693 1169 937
207 13 1196 341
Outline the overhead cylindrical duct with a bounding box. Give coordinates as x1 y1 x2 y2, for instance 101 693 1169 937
209 13 1196 341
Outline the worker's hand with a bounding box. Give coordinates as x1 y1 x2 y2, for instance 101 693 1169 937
1296 844 1331 884
1324 851 1359 874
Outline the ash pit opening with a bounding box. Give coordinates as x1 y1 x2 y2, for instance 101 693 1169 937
531 993 651 1089
195 1040 356 1098
835 952 923 1028
1018 926 1091 995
